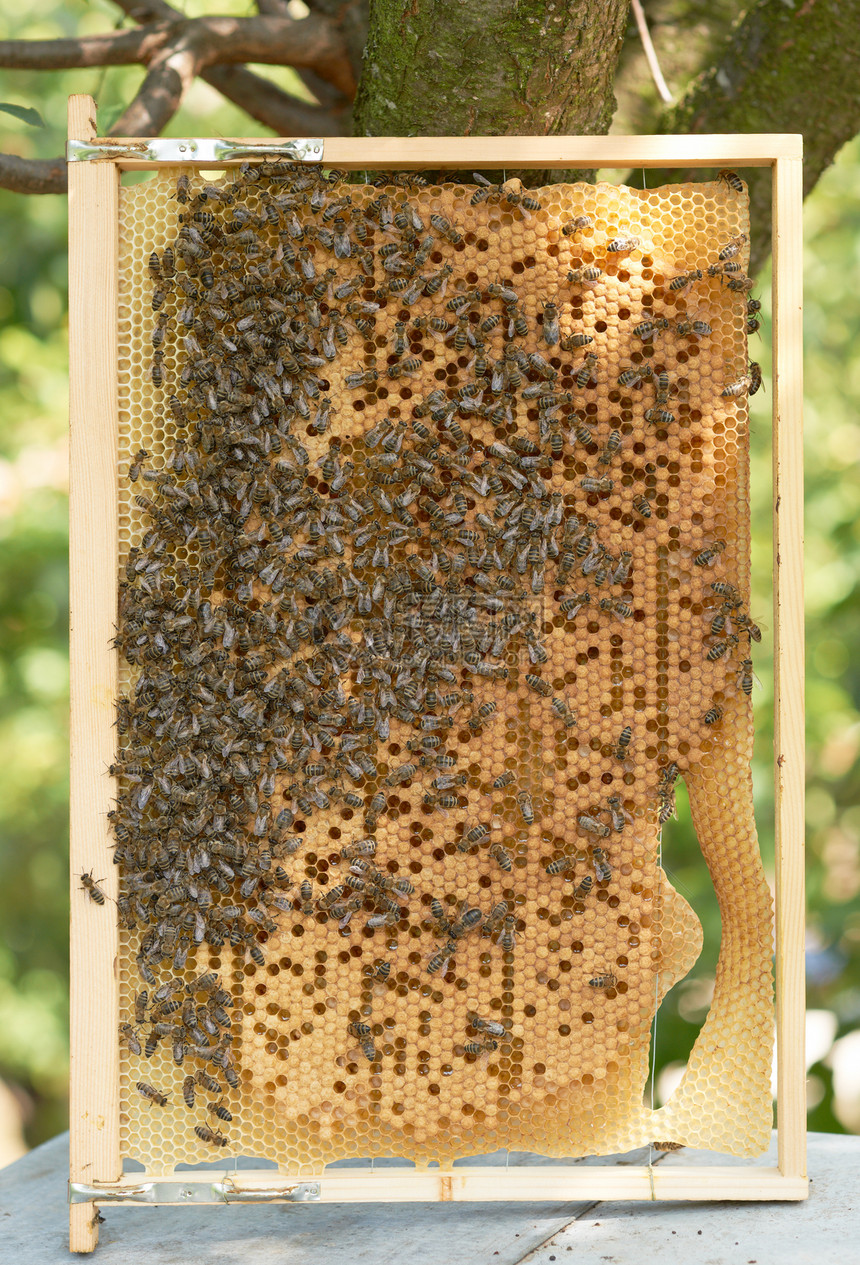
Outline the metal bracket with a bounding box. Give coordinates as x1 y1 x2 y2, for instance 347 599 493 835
69 1178 321 1205
66 138 325 165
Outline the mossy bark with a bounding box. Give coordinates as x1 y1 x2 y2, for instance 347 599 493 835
352 0 630 184
653 0 860 272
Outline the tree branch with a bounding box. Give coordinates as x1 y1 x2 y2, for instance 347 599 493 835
0 152 66 195
202 64 347 135
252 0 351 112
108 39 199 136
654 0 860 271
0 27 169 70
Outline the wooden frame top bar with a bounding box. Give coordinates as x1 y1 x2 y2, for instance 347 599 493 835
79 133 802 171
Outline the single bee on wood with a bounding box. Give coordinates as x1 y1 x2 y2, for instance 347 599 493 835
80 872 107 905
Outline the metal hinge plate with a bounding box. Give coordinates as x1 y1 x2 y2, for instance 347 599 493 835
69 1178 321 1204
66 138 324 165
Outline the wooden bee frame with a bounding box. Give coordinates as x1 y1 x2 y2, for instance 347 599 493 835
68 91 805 1253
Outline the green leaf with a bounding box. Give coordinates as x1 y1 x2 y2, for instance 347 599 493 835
0 103 46 128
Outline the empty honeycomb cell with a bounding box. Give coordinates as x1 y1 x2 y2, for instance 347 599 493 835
112 167 772 1173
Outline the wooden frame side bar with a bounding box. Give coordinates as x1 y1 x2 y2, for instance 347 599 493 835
84 1165 808 1205
772 154 806 1182
68 93 121 1254
82 133 802 171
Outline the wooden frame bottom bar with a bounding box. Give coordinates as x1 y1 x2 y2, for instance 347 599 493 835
77 1166 808 1205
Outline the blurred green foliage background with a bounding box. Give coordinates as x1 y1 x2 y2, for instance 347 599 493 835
1 0 859 1157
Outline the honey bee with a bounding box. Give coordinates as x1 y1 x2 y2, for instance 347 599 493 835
428 941 455 975
703 704 724 725
388 355 422 378
194 1124 228 1147
606 236 639 253
575 352 599 387
579 814 610 838
119 1023 141 1056
738 658 754 695
517 791 535 825
345 367 379 389
657 762 679 824
711 581 742 605
567 266 602 286
489 842 513 872
561 331 594 352
588 972 617 990
633 317 669 341
429 213 462 244
718 169 745 194
614 725 632 760
668 269 702 291
644 408 674 427
208 1099 233 1122
545 855 573 876
734 611 763 642
80 872 107 905
573 875 593 899
497 914 516 953
347 1021 371 1038
493 771 515 789
182 1075 196 1108
468 700 497 730
721 374 753 397
749 361 763 395
593 845 612 883
368 961 391 982
550 696 577 728
128 449 149 483
707 634 739 661
483 901 509 937
541 301 560 346
561 214 592 237
632 493 652 518
607 796 627 833
598 429 622 465
342 837 377 860
464 1039 498 1056
465 823 490 845
525 674 552 697
469 1013 505 1038
136 1081 168 1107
652 1140 685 1152
559 592 590 618
580 476 613 495
694 540 726 567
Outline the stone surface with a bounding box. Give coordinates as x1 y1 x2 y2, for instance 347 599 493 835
0 1132 853 1262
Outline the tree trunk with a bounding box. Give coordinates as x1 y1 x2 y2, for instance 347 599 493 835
655 0 860 273
352 0 630 184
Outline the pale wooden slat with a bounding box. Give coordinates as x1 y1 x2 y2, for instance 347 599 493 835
68 92 120 1254
86 1165 808 1204
83 133 802 171
772 154 806 1182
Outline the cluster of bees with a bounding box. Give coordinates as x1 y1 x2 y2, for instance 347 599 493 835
89 161 761 1146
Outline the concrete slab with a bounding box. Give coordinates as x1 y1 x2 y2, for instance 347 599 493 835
0 1132 851 1263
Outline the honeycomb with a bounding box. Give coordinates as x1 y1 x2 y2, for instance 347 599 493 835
112 164 774 1173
